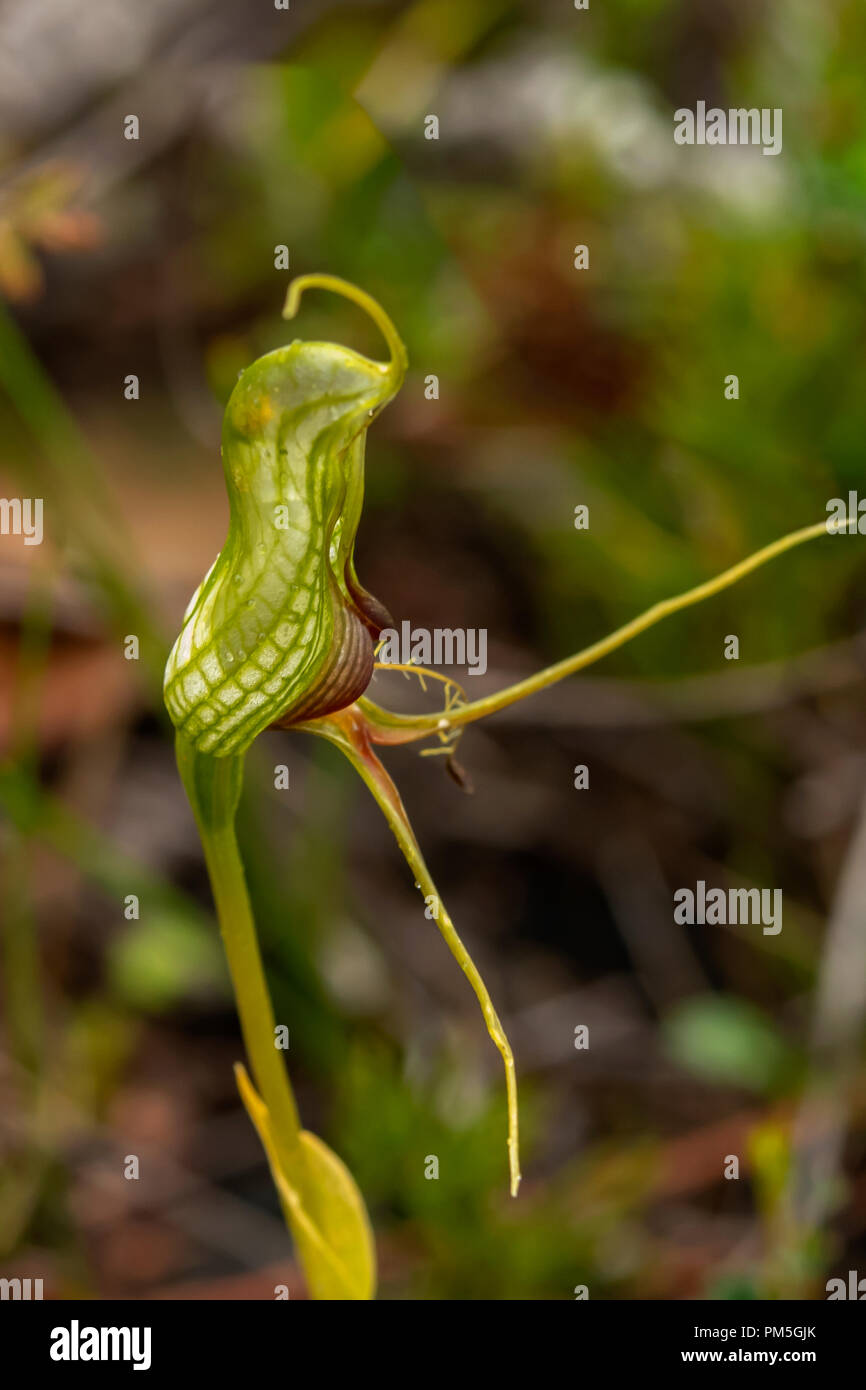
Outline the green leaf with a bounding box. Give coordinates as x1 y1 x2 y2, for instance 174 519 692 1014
663 995 801 1095
107 908 228 1013
236 1063 376 1300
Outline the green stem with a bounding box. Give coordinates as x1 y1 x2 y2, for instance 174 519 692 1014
360 517 845 745
176 736 302 1166
308 709 521 1196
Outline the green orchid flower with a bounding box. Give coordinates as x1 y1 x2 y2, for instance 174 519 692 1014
165 273 855 1300
165 276 404 754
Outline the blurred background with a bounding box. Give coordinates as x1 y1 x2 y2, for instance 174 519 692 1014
2 0 866 1300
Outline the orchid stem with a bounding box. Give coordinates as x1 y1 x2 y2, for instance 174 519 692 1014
175 737 303 1171
360 517 847 745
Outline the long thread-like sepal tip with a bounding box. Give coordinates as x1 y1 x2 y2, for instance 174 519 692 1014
281 272 407 382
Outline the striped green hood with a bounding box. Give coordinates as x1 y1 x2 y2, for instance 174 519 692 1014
164 277 406 756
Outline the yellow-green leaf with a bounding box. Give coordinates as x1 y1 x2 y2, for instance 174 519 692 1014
235 1063 376 1300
